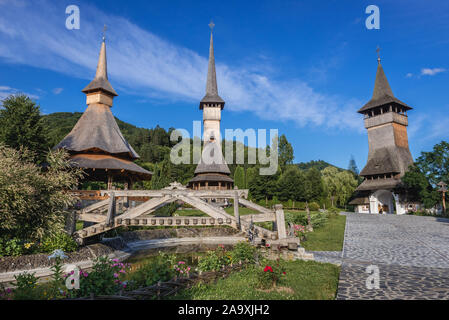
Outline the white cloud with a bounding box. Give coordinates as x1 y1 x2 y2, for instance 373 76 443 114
421 68 446 76
0 0 361 131
406 73 413 78
408 111 449 149
52 88 63 95
0 85 39 101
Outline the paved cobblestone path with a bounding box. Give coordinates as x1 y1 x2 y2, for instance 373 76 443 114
336 213 449 300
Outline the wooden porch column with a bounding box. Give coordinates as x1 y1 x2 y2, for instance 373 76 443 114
107 173 113 190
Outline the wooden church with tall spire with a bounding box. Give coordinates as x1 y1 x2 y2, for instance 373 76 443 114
54 29 152 189
350 50 415 214
188 22 233 191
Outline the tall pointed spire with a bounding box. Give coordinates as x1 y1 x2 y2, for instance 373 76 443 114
358 51 412 114
200 21 224 109
82 28 118 97
372 61 394 100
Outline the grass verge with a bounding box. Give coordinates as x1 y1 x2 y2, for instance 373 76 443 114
172 260 340 300
301 214 346 251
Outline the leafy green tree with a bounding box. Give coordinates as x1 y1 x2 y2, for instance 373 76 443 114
401 165 439 208
304 167 323 202
246 166 258 190
278 134 294 168
0 95 49 162
234 166 245 189
0 145 83 241
277 166 305 201
398 141 448 210
249 168 280 201
322 167 339 207
322 167 357 207
336 170 358 207
150 159 172 190
415 141 449 186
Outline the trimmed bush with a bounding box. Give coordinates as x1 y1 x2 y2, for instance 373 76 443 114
129 256 174 288
198 245 231 272
230 241 256 264
39 233 78 254
308 202 320 211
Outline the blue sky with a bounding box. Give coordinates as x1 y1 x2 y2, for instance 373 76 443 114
0 0 448 169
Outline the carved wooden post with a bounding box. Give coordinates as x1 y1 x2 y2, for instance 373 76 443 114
306 201 313 232
124 181 129 208
106 191 116 226
107 173 113 190
274 204 287 240
65 210 77 235
233 191 240 230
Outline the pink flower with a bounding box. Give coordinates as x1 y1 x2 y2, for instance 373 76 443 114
113 273 119 278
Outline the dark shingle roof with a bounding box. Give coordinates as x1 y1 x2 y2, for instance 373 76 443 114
54 103 140 160
189 174 234 183
359 147 413 176
193 141 231 175
69 154 152 179
358 63 412 114
355 177 401 191
348 196 369 205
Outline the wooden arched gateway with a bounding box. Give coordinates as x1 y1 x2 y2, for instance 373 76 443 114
69 183 299 250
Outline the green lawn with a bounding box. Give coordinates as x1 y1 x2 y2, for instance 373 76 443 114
173 260 340 300
300 214 346 251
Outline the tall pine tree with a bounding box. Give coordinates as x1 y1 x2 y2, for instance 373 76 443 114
0 94 49 162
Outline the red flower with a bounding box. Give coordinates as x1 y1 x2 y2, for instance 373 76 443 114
264 266 273 273
283 272 286 275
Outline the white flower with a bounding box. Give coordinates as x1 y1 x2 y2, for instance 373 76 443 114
48 249 68 260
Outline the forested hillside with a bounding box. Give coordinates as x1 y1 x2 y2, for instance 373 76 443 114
40 112 358 207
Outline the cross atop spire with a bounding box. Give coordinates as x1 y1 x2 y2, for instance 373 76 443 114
376 46 381 64
209 21 215 31
200 21 224 110
102 24 107 42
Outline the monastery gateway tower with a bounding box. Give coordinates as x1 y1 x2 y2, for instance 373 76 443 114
349 56 414 215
